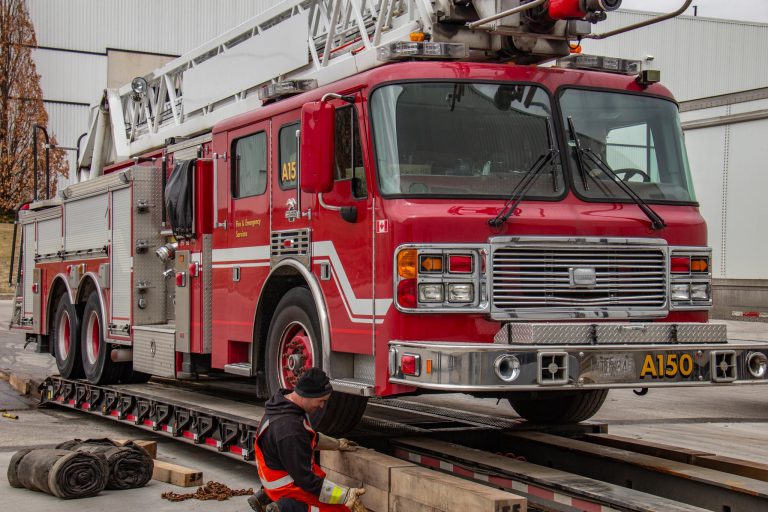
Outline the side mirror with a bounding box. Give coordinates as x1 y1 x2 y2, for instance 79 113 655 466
300 101 335 194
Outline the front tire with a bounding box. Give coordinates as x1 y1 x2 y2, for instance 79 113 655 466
52 294 83 379
80 291 122 384
507 389 609 424
265 288 367 435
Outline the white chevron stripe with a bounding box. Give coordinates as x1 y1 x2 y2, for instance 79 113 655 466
209 241 392 321
312 241 392 317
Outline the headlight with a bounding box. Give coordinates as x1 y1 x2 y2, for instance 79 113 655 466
418 283 444 303
671 283 690 301
448 283 474 303
690 283 710 301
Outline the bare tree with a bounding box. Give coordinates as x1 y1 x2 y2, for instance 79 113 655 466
0 0 67 213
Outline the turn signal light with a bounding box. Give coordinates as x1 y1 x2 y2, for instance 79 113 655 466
419 255 443 273
671 257 690 274
691 258 709 273
398 250 417 279
401 354 421 376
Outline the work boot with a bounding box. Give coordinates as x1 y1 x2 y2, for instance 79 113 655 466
247 489 273 512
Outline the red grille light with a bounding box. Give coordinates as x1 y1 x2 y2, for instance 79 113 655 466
449 255 473 273
671 257 690 274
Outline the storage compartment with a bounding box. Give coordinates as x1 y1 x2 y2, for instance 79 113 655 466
132 325 176 378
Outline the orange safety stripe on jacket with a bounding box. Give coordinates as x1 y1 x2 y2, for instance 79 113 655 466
254 416 350 512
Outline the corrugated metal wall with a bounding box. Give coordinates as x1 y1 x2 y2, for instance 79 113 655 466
29 0 281 183
28 0 277 55
43 102 92 182
581 10 768 102
33 48 107 104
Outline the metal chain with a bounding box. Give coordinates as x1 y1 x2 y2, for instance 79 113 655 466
161 481 254 502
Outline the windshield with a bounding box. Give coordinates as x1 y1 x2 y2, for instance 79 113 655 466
560 89 696 203
370 82 563 197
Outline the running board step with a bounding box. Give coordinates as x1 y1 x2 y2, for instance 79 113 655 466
223 363 253 377
331 379 374 397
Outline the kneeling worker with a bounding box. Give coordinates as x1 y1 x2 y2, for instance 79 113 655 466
250 367 366 512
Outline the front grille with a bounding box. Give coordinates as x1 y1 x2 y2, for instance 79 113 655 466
491 242 667 315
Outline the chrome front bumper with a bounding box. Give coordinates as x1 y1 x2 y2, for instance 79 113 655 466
388 323 768 391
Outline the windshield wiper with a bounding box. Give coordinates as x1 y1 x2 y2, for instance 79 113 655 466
567 117 666 231
489 118 559 228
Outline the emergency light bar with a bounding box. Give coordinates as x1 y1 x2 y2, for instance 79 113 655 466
556 54 642 75
377 42 468 62
257 79 318 101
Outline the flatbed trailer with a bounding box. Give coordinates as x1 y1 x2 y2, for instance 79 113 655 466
41 375 768 512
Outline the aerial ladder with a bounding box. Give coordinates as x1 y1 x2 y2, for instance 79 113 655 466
77 0 693 177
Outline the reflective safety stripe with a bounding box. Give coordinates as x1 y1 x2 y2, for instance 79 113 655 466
258 418 271 436
319 478 349 504
260 473 295 490
329 485 344 504
310 507 320 512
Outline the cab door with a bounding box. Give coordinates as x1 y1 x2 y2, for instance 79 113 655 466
211 121 271 369
311 99 378 354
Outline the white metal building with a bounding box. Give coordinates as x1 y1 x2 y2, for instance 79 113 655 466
30 3 768 311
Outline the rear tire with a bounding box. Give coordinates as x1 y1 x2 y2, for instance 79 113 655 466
265 287 367 435
80 291 122 384
52 294 83 379
507 389 609 424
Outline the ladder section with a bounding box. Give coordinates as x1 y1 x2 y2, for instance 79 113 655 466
89 0 432 162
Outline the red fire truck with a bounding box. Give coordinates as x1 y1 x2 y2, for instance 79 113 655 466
12 0 768 433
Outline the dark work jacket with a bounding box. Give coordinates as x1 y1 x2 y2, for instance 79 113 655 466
257 389 323 496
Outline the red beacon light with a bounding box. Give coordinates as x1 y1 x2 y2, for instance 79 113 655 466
548 0 622 22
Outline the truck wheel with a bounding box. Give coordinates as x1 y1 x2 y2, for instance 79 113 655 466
507 389 608 424
80 291 122 384
52 294 83 379
266 287 367 435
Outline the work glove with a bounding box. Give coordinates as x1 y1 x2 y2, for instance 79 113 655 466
316 433 359 451
338 438 359 452
344 487 367 512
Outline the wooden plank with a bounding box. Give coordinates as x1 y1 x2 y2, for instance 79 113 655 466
321 467 389 512
389 495 442 512
693 455 768 483
115 439 158 459
320 448 416 491
152 459 203 487
9 374 31 395
584 433 714 464
391 466 526 512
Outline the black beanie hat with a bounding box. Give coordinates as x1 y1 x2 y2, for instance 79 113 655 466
295 367 333 398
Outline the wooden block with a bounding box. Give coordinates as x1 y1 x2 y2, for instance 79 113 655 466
152 459 202 487
115 439 158 459
391 467 526 512
321 467 388 512
9 374 30 395
389 495 441 512
693 455 768 482
585 433 713 464
320 448 415 491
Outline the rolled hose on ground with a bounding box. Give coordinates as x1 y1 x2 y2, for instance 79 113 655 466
55 438 154 490
7 448 108 498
